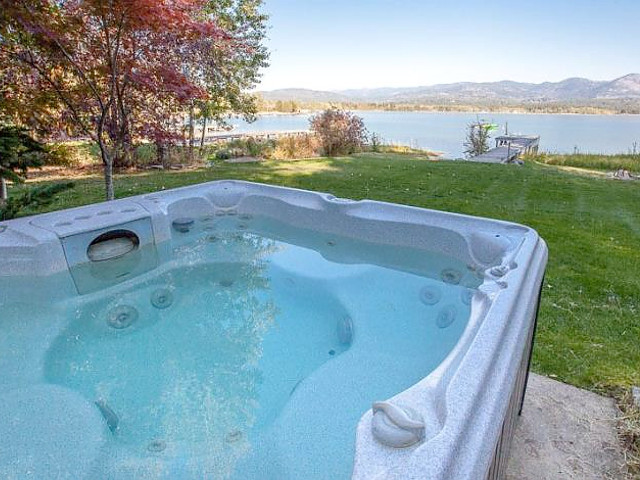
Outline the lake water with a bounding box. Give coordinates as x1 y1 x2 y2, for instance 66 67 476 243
232 111 640 158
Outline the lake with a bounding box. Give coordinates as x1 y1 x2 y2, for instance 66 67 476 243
232 111 640 158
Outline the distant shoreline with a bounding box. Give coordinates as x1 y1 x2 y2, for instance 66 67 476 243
257 109 640 117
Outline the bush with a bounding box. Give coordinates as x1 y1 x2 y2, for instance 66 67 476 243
463 120 493 158
0 126 48 183
0 182 74 220
244 138 265 157
215 138 275 159
309 108 368 156
215 149 231 160
47 143 82 167
131 144 157 166
370 132 382 153
49 142 159 168
272 134 320 160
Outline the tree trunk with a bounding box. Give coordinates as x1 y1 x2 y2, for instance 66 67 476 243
123 138 135 167
156 141 169 168
0 177 7 203
188 103 195 161
200 116 207 151
103 159 114 201
97 140 115 201
156 141 164 165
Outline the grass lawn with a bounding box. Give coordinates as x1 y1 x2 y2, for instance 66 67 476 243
534 152 640 173
15 153 640 393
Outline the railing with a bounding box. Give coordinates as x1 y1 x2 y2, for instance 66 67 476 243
200 130 310 143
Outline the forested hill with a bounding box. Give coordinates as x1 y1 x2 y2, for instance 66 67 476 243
260 74 640 104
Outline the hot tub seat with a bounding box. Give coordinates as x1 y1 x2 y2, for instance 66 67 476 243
0 384 107 480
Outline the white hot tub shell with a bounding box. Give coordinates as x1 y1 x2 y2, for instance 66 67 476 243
0 180 547 480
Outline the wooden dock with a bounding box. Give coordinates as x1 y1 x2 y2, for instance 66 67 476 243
199 129 309 143
471 135 540 164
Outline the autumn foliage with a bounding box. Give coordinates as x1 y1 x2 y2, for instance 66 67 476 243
0 0 267 199
310 109 368 156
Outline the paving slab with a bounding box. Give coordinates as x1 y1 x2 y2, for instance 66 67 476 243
506 373 627 480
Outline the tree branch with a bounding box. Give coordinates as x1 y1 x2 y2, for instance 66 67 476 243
3 46 96 141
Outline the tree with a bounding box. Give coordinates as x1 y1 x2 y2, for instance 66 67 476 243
0 126 48 203
183 0 269 159
310 108 368 156
196 100 219 151
463 119 494 158
0 0 267 200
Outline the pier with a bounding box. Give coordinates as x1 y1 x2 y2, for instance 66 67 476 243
198 129 309 143
471 135 540 164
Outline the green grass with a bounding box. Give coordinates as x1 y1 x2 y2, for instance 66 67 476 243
14 154 640 393
534 152 640 173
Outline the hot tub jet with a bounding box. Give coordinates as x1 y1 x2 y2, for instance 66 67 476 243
436 305 457 329
147 439 167 452
420 286 442 305
151 288 173 309
107 305 138 329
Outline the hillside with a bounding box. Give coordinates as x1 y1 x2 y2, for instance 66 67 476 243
258 88 349 103
259 74 640 104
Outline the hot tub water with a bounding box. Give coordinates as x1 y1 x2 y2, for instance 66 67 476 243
42 219 475 479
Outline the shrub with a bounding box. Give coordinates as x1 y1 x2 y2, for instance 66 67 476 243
370 132 382 153
244 138 262 157
0 125 48 180
215 149 231 160
463 120 493 158
47 143 82 167
131 144 157 167
272 134 320 160
309 109 368 156
0 182 74 221
215 138 275 159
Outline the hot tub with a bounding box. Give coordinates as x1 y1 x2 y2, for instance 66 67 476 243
0 180 547 479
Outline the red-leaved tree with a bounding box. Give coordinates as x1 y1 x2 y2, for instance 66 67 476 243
0 0 260 200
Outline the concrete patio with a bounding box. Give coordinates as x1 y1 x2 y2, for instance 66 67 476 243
506 373 627 480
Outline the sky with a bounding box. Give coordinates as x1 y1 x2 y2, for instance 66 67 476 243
258 0 640 91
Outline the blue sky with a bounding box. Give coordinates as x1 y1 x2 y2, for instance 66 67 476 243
259 0 639 91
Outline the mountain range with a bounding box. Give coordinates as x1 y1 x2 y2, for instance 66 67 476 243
259 74 640 104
